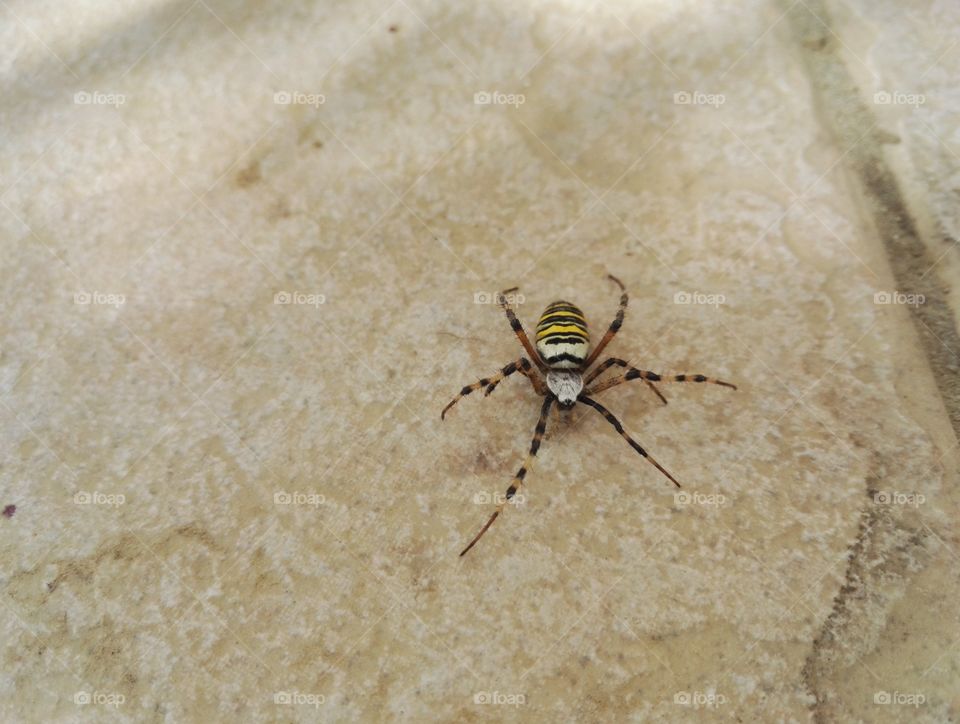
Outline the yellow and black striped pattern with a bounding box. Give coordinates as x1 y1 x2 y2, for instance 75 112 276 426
535 300 590 369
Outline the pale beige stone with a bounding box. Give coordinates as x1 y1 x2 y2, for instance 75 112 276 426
1 0 958 722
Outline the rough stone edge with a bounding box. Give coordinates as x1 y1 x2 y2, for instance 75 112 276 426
785 0 960 439
783 1 960 721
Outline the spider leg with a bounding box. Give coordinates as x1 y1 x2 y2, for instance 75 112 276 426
577 395 681 488
483 357 546 397
584 357 667 405
460 395 554 556
580 274 628 371
498 287 548 373
644 381 668 405
442 357 542 420
583 356 626 384
584 358 736 396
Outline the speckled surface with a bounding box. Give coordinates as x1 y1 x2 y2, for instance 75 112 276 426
1 1 959 721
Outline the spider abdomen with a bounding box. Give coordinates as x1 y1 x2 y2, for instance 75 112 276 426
536 300 590 369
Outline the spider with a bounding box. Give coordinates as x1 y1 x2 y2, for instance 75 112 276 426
442 275 737 556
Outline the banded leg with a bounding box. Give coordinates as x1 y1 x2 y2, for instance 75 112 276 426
460 395 554 556
585 358 736 396
578 395 681 488
584 357 667 405
580 274 628 370
498 287 547 373
483 357 546 397
442 358 539 420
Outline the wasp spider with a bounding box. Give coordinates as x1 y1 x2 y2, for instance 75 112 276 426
443 275 736 556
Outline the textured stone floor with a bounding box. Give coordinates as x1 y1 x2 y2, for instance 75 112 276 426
2 0 959 721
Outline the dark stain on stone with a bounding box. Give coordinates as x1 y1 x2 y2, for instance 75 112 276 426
235 159 261 188
803 35 829 51
9 525 222 601
474 450 493 471
2 504 15 518
268 198 292 221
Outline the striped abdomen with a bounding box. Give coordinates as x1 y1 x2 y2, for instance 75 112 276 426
536 300 590 369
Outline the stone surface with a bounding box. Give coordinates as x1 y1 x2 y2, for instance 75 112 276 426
1 0 958 721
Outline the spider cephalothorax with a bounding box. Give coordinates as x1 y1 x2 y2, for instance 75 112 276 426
544 369 582 409
442 275 737 556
